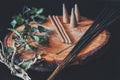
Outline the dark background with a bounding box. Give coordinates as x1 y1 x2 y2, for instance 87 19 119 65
0 0 120 80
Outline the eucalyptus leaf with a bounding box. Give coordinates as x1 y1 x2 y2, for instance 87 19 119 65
32 36 40 43
33 15 46 24
12 34 18 39
23 35 27 39
32 7 38 14
17 30 24 33
32 8 44 15
11 19 17 28
43 28 52 34
37 19 46 24
36 8 44 15
39 36 49 44
21 61 30 69
37 55 41 59
38 26 45 32
4 46 13 56
38 26 51 33
12 14 24 25
31 27 39 32
17 30 25 37
30 15 35 21
24 24 31 32
38 15 46 20
25 45 31 50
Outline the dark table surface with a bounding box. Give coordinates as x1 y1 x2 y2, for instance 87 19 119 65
0 0 120 80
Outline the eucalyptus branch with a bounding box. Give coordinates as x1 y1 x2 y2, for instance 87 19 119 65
0 7 48 80
0 52 5 62
0 40 31 80
11 41 16 66
0 40 6 58
8 64 31 80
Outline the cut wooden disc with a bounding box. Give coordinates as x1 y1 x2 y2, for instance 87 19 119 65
4 16 110 72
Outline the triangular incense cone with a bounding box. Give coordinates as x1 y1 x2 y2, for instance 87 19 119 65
70 8 77 28
74 4 81 23
63 3 69 23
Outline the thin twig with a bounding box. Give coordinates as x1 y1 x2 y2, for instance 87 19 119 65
56 43 75 55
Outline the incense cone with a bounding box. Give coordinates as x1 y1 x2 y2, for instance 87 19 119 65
74 4 81 23
70 8 77 28
63 4 69 23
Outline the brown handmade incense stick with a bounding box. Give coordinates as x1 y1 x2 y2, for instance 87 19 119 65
55 16 72 44
49 15 65 43
52 16 68 43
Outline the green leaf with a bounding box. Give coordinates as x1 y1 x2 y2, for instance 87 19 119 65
36 8 44 15
24 24 31 32
4 46 13 56
32 8 44 15
37 55 41 59
39 36 49 44
30 15 35 20
12 14 24 25
32 7 37 14
38 26 45 32
38 26 51 33
32 35 40 43
10 19 17 28
33 15 46 24
31 27 39 32
25 45 31 50
38 15 46 20
12 34 18 39
21 61 30 69
44 28 52 34
31 35 49 44
37 19 46 24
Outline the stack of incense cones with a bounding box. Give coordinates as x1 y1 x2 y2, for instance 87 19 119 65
63 3 81 28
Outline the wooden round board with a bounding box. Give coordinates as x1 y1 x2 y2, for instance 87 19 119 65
4 16 109 71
